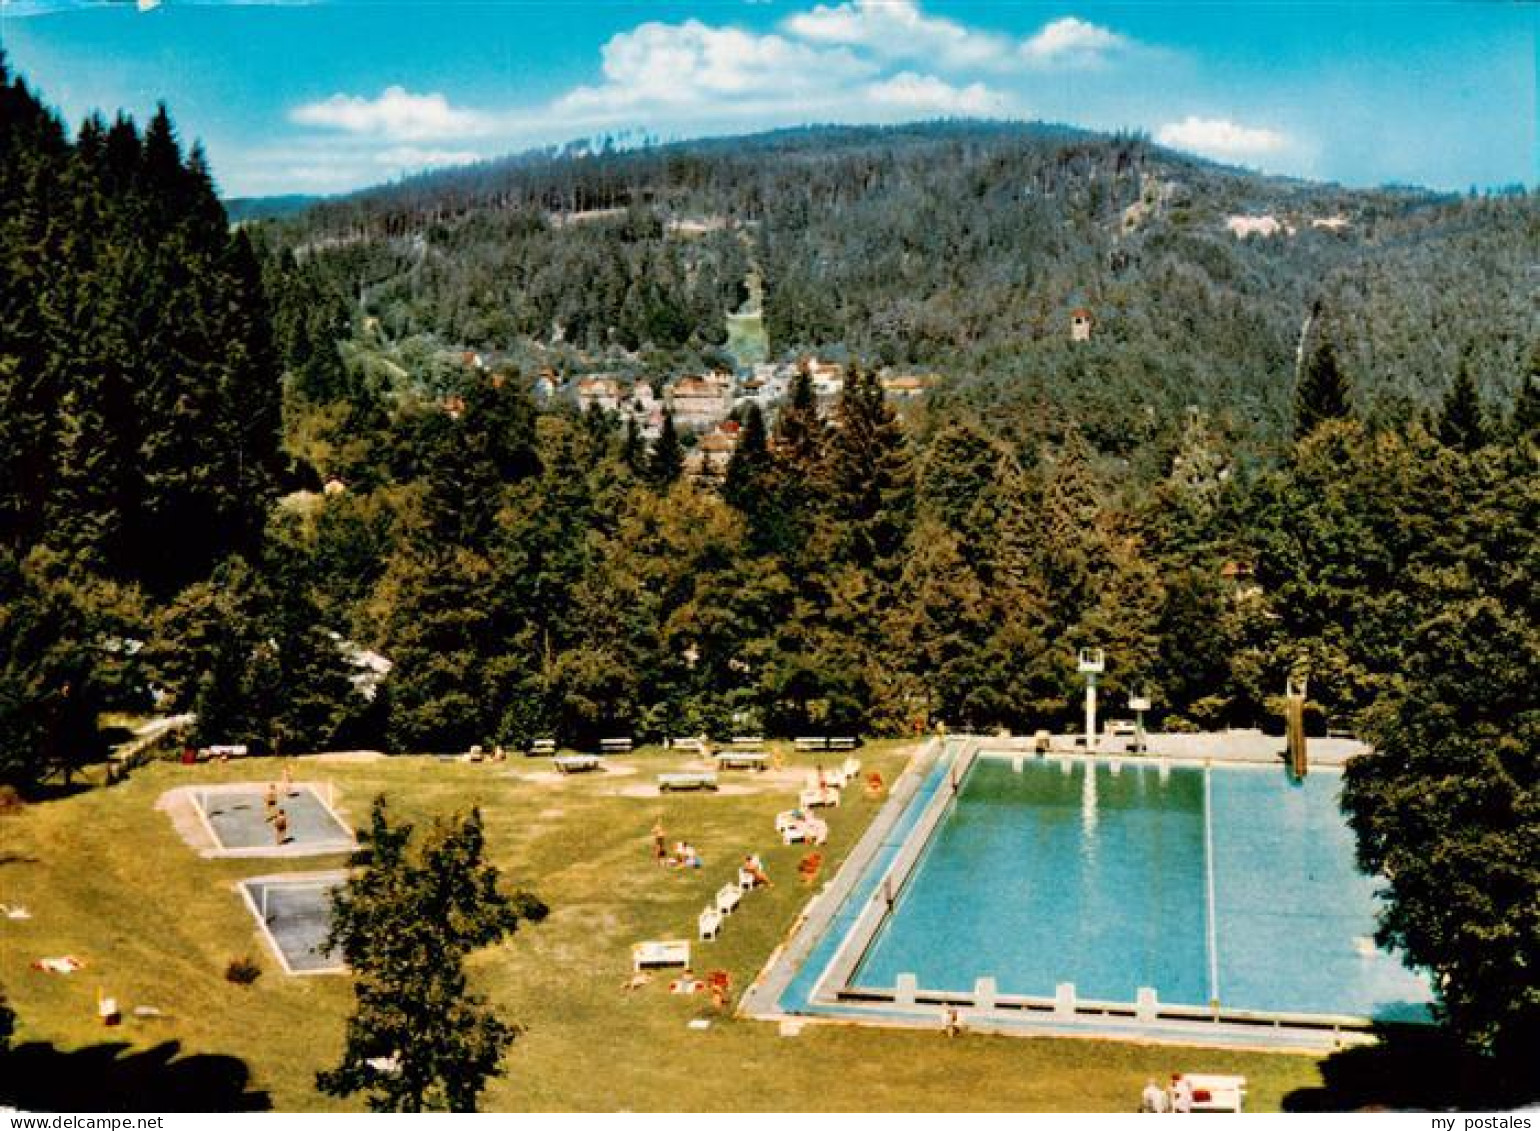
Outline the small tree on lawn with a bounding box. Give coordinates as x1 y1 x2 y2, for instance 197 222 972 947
317 797 548 1111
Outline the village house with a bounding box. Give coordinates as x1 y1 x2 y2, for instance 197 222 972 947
685 419 742 478
667 372 734 431
880 373 936 402
574 374 624 414
807 358 844 400
1071 307 1095 342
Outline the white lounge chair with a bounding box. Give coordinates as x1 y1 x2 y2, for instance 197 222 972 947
737 867 757 890
1184 1075 1247 1113
715 884 742 914
800 786 840 809
781 816 828 846
698 909 722 941
632 939 691 971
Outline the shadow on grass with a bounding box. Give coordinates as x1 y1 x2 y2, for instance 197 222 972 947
1283 1026 1535 1112
0 1039 271 1112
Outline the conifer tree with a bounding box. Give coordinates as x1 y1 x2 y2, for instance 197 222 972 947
723 403 771 513
826 365 914 576
620 416 646 475
1294 338 1353 440
648 409 684 487
1438 361 1486 452
1510 343 1540 441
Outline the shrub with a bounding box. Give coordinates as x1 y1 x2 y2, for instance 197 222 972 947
225 956 262 985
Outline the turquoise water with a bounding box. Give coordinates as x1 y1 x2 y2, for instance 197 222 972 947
851 756 1432 1021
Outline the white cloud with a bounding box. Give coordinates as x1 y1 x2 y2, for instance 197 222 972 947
786 0 1013 70
865 72 1003 115
1156 115 1290 160
554 19 875 118
290 86 490 141
1021 17 1127 65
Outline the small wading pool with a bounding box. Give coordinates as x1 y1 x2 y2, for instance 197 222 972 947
194 782 355 856
765 745 1432 1046
239 874 347 974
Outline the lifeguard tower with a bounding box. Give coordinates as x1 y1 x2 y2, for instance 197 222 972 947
1078 648 1105 750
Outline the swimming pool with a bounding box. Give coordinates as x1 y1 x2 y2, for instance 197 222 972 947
755 742 1433 1047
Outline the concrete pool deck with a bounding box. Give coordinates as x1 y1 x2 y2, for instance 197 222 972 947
742 734 1424 1053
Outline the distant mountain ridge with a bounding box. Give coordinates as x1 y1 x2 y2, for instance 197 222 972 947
249 118 1533 455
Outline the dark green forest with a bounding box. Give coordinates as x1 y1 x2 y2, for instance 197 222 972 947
0 54 1536 1073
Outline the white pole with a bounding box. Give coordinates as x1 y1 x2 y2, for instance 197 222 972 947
1084 674 1098 751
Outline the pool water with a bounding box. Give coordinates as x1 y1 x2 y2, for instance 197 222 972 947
853 756 1431 1022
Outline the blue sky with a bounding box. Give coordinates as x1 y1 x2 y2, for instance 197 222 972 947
1 0 1533 197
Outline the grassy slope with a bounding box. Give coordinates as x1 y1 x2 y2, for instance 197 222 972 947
0 743 1325 1111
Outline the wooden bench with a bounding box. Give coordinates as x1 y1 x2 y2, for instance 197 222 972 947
714 750 768 771
554 754 602 774
669 737 707 753
729 735 764 747
658 772 718 792
828 736 859 751
794 736 829 751
528 738 557 757
632 939 691 971
599 737 633 754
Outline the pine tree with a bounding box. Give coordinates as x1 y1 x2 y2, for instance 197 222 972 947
1510 343 1540 441
826 365 914 576
620 416 645 475
723 403 771 513
318 799 548 1112
648 409 684 487
1294 338 1353 440
1438 361 1486 452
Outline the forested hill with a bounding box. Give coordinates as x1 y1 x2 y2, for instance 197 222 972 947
255 120 1535 452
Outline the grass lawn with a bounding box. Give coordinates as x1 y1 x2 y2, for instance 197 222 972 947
0 741 1335 1112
